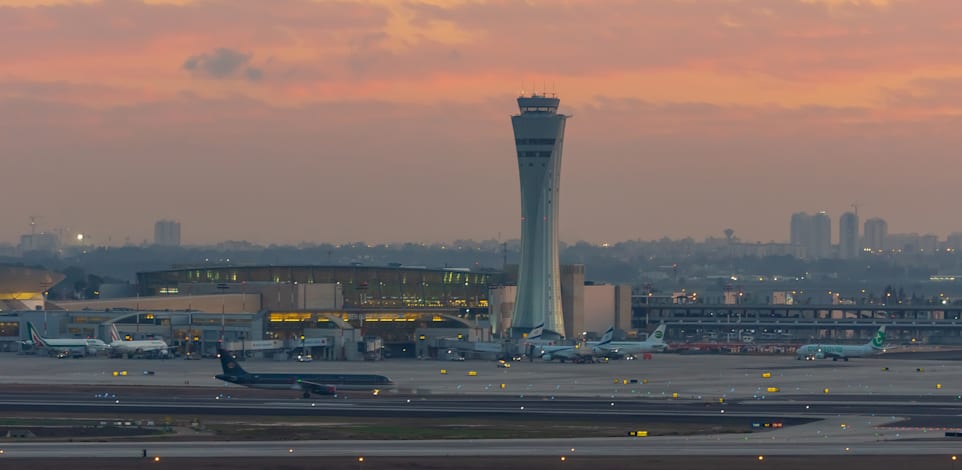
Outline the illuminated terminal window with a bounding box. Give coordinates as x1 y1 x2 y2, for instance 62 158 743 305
269 313 314 323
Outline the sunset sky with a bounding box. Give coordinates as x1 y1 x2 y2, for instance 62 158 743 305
2 0 961 246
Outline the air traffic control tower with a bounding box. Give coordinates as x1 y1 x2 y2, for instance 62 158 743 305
510 94 568 339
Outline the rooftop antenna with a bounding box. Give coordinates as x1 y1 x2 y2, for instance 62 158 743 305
29 215 39 235
851 201 861 217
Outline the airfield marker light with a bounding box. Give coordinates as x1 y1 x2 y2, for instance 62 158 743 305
112 371 118 377
758 455 764 461
560 456 566 462
500 383 506 389
672 392 678 399
440 369 447 375
121 371 128 376
938 384 943 389
288 448 294 453
823 388 830 394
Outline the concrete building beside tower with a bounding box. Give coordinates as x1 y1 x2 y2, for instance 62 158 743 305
510 93 568 339
839 211 859 259
863 217 888 252
789 211 831 259
790 212 812 258
154 219 181 247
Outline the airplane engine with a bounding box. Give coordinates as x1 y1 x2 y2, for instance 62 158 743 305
815 352 825 359
542 353 553 361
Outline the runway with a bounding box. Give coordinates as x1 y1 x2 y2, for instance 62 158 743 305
3 352 962 459
0 418 957 458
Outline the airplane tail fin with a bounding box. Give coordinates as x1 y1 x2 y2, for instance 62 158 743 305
109 323 121 343
218 348 247 375
598 326 614 346
526 322 545 342
647 324 667 345
870 325 886 350
27 322 48 348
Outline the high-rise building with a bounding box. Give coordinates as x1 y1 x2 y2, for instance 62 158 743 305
839 211 859 259
863 217 887 252
510 94 568 339
790 212 812 258
947 232 962 253
811 211 832 259
154 220 181 247
919 234 938 253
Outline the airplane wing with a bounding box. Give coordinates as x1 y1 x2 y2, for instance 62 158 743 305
296 379 337 395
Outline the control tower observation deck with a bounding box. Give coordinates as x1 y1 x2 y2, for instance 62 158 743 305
510 94 568 339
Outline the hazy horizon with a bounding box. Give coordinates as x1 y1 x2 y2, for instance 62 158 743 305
3 0 961 246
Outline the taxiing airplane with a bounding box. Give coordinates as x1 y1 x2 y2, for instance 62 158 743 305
795 325 886 361
108 323 172 357
215 348 395 398
25 321 108 357
594 324 668 359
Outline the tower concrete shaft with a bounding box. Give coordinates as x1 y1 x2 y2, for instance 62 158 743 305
510 94 567 339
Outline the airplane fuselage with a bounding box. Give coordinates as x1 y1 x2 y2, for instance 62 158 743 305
110 340 170 354
216 372 394 391
796 343 875 361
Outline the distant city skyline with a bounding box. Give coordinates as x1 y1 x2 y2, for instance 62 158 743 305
4 207 961 250
3 1 962 246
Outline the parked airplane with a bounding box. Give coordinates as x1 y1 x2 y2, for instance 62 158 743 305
526 324 614 363
25 321 108 358
108 323 171 357
795 325 886 361
215 348 395 398
594 324 668 359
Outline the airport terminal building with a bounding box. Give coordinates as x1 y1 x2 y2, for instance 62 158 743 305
1 265 503 360
0 263 633 360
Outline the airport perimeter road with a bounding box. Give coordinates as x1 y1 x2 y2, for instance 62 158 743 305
0 418 954 458
3 352 962 401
